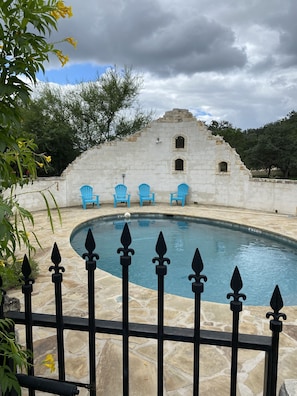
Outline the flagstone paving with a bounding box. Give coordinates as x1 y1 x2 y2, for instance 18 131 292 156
7 204 297 395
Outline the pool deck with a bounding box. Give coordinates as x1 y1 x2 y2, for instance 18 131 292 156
8 203 297 396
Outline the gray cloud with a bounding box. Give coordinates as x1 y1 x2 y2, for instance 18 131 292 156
55 0 247 76
44 0 297 129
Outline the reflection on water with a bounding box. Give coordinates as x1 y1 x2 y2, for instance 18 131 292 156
138 220 152 227
71 216 297 306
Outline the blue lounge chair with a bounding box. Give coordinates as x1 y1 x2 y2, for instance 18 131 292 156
80 185 100 209
138 183 155 206
170 183 189 207
113 184 131 207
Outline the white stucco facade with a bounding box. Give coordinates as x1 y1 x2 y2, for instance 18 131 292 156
12 109 297 215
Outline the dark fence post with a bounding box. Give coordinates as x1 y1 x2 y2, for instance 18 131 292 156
49 242 66 381
188 248 207 396
265 285 286 396
117 223 134 396
227 266 246 396
21 254 35 396
153 232 170 396
83 229 99 396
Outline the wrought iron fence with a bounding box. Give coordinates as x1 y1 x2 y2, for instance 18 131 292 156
0 223 287 396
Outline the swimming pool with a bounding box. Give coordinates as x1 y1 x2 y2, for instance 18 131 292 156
70 214 297 306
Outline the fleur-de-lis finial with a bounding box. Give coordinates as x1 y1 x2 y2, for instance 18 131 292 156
121 222 131 248
266 285 287 325
188 248 207 284
82 229 99 262
117 223 135 261
21 254 35 286
227 266 246 305
49 242 65 274
152 232 170 267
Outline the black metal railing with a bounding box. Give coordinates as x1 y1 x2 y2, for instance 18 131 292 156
1 223 287 396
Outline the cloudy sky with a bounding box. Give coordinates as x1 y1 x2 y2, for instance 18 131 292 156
37 0 297 130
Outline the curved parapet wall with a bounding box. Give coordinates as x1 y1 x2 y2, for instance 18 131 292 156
10 109 297 215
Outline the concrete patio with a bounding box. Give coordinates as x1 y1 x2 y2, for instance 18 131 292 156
8 203 297 395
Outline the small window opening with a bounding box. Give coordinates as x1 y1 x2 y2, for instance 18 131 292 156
175 136 185 149
175 158 184 171
219 161 228 172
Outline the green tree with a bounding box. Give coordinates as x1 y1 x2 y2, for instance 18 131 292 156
20 67 152 167
209 114 297 178
208 120 250 165
21 86 80 176
246 132 278 177
245 112 297 178
66 66 153 150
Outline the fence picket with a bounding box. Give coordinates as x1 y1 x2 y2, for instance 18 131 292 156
118 223 134 396
188 248 207 396
49 242 66 382
82 229 99 396
227 266 246 396
153 231 170 396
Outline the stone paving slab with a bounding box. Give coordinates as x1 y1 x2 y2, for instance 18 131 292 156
8 204 297 395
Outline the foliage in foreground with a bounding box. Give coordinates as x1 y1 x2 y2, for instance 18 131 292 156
0 0 72 263
0 318 32 395
0 0 73 393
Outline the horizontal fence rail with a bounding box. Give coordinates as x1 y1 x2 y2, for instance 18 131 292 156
1 222 287 396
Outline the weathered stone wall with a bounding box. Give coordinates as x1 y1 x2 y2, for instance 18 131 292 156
11 109 297 215
12 177 67 210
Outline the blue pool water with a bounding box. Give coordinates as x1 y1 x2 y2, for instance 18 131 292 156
70 215 297 306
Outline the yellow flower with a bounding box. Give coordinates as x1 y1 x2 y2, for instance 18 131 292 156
55 50 69 66
37 162 44 168
17 141 24 148
45 155 52 163
65 37 77 48
51 10 59 19
42 354 56 373
51 1 73 19
0 260 5 267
